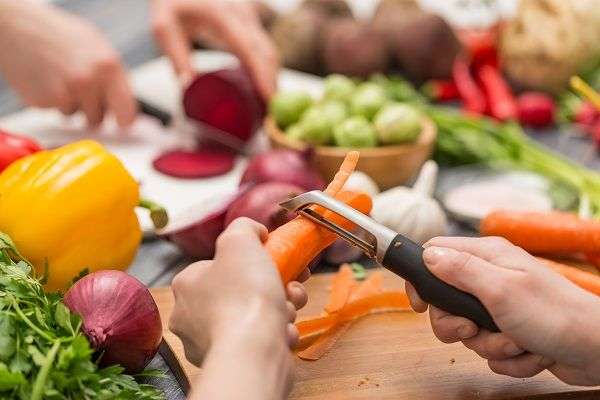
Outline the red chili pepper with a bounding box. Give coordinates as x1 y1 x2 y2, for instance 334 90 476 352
457 27 499 70
477 64 517 121
0 128 42 172
452 58 486 114
421 80 459 102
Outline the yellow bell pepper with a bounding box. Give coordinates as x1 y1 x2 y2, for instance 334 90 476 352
0 140 142 291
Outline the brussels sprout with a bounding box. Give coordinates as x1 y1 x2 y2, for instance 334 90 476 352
374 103 422 144
323 74 356 102
269 91 313 129
350 83 387 120
298 106 334 145
320 100 348 125
333 116 378 148
285 123 305 142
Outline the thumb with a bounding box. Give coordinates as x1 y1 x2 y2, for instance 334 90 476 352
423 246 509 302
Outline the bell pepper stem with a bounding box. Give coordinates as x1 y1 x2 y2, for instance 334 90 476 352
138 199 168 229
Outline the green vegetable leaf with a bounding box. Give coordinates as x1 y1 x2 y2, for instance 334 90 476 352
350 263 367 281
54 303 72 334
0 362 25 391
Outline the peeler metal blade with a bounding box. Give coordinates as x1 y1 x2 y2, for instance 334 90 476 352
279 190 396 262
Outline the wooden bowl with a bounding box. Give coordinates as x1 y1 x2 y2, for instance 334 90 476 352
265 116 437 190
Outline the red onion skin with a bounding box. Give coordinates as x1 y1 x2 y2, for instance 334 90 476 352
64 270 162 374
240 149 325 191
224 182 303 231
159 186 251 259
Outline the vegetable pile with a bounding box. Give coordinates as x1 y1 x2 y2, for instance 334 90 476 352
0 233 164 399
270 74 425 147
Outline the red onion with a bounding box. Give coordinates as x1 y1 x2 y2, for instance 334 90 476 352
240 149 325 190
225 182 303 231
158 187 249 259
64 270 162 374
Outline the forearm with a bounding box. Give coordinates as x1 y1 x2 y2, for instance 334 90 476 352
189 334 292 400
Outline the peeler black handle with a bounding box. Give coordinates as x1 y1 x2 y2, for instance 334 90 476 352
382 234 499 332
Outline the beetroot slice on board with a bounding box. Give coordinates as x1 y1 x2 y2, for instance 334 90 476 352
153 147 235 178
183 68 266 144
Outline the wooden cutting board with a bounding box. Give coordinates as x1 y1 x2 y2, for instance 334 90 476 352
150 269 600 399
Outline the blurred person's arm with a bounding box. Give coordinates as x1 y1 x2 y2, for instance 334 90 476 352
151 0 278 100
0 0 136 127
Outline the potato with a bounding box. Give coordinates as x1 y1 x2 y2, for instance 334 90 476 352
321 19 389 78
301 0 353 19
270 8 327 74
379 12 461 81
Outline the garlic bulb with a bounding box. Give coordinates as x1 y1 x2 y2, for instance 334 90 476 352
371 160 447 244
344 171 380 197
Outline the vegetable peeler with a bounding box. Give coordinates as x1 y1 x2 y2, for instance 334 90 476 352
279 190 499 332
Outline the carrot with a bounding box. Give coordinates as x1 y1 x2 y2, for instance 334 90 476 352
538 258 600 296
266 190 372 284
481 210 600 254
296 291 411 339
324 264 356 314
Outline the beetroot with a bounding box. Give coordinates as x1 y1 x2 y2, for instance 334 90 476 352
158 188 249 259
153 146 235 178
240 149 325 190
183 68 265 144
516 92 556 128
321 19 389 78
225 182 303 231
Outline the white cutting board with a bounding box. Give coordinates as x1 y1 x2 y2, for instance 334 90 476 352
0 51 324 231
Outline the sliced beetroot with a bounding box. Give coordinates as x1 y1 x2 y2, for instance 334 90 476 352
158 187 249 259
183 68 265 144
153 146 235 178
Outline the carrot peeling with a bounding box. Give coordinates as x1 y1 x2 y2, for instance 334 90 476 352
324 150 360 197
324 264 356 314
295 266 412 360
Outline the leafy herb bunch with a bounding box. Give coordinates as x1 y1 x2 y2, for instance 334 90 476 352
0 233 164 399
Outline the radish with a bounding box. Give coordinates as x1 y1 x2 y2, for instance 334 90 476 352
516 92 555 128
183 68 265 144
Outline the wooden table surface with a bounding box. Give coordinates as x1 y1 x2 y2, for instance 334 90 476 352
1 1 600 399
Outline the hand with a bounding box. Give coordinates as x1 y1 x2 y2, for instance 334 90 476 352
169 218 308 400
406 236 600 386
151 0 278 100
0 1 136 127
